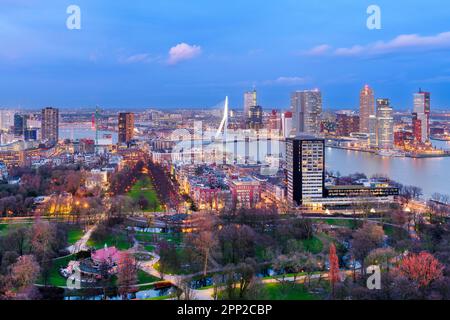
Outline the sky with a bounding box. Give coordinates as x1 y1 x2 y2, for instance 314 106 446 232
1 0 450 111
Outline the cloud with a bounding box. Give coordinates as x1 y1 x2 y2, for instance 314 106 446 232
301 44 331 56
118 53 156 64
167 43 202 65
304 31 450 57
261 76 309 86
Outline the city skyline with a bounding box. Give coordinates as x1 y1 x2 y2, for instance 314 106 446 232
1 1 450 109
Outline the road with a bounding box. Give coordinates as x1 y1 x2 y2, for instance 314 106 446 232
66 225 97 254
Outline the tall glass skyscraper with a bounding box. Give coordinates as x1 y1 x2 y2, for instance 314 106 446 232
413 89 431 143
376 99 394 150
41 107 59 145
290 89 322 136
359 85 375 134
244 90 257 120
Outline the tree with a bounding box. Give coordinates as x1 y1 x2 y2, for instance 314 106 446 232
351 223 385 275
329 243 340 299
10 255 40 290
116 252 138 299
397 252 444 288
175 277 196 300
365 247 397 273
30 220 57 264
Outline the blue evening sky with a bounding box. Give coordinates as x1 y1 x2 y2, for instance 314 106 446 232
1 0 450 110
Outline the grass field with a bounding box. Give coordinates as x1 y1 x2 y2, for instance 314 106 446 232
302 236 324 254
137 270 160 284
36 254 76 287
263 283 319 300
0 223 32 236
136 231 183 246
67 228 84 245
128 177 162 212
87 233 132 250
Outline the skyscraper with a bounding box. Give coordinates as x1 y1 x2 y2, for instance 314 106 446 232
376 99 394 150
118 112 135 144
244 90 257 120
359 85 375 134
291 89 322 136
247 105 263 129
41 107 59 145
281 111 293 139
287 136 325 206
413 89 431 143
13 114 27 136
368 115 378 148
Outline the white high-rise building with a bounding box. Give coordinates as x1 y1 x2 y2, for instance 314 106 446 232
368 115 378 148
291 89 322 136
0 110 15 132
287 136 325 206
413 90 431 143
281 112 293 139
376 99 394 150
244 90 257 120
359 85 375 134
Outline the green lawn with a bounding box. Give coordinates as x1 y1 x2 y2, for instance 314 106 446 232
137 270 160 284
0 223 32 236
144 245 155 252
264 283 319 300
136 231 183 246
0 224 8 236
128 177 162 212
36 254 76 287
88 233 132 250
67 228 84 245
302 237 323 254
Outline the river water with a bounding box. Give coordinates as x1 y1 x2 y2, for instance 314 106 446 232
62 126 450 198
326 140 450 198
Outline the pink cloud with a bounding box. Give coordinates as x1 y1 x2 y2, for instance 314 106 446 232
167 43 202 65
304 31 450 57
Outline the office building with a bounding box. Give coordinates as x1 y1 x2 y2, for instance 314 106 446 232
247 105 263 129
41 107 59 145
281 111 293 139
244 90 257 121
368 115 378 148
24 128 38 141
286 136 325 206
376 99 394 150
13 114 27 136
359 85 375 134
413 90 431 143
118 112 135 144
291 89 322 136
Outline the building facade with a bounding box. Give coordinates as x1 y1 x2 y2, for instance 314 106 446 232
41 107 59 145
118 112 135 144
336 111 360 137
413 90 431 144
376 99 394 150
291 90 322 136
359 85 375 134
244 90 257 122
287 136 325 206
